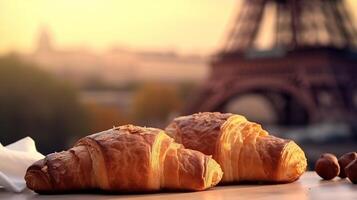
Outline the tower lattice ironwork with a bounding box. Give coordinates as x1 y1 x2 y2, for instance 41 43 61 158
185 0 357 125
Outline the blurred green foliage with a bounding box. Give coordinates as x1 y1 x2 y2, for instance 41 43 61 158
132 83 182 127
0 55 89 153
84 102 131 133
0 55 197 153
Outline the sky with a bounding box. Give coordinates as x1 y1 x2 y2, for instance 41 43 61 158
0 0 356 55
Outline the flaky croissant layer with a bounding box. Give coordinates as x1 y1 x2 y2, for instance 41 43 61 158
25 125 223 193
166 112 307 183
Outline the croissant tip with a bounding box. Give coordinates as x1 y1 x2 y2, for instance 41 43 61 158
204 157 223 189
277 141 307 182
25 170 50 192
25 159 54 192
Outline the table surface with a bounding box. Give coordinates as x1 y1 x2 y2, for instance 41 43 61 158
1 172 356 200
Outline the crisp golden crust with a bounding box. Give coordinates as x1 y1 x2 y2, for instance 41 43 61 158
25 124 223 193
83 126 160 190
25 145 94 192
166 112 307 184
255 135 289 180
166 112 233 156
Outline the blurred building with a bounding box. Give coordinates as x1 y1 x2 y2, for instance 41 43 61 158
21 27 208 87
186 0 357 126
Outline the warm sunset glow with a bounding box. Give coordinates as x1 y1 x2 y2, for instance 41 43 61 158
0 0 237 55
0 0 356 55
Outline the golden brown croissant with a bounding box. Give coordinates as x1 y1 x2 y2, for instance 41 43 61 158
165 112 307 183
25 125 223 193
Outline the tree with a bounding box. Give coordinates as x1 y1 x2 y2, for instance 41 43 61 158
0 55 88 153
132 82 181 127
83 102 131 133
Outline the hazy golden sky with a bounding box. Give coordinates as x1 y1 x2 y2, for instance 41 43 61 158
0 0 356 55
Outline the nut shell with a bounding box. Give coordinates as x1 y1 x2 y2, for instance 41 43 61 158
315 153 340 180
338 152 357 178
345 159 357 184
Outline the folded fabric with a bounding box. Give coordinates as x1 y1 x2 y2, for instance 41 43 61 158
0 137 44 192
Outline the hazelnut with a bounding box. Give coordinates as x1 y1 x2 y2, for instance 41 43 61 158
315 153 340 180
338 152 357 178
345 159 357 184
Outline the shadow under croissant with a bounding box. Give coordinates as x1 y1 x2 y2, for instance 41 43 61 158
217 179 302 186
32 180 300 196
32 188 207 195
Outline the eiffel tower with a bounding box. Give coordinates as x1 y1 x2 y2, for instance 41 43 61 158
185 0 357 125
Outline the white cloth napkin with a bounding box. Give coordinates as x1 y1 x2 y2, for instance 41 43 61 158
0 137 44 193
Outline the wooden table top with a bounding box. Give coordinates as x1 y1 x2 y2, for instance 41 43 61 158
1 172 356 200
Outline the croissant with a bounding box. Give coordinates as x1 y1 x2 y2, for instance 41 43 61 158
165 112 307 183
25 125 223 193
